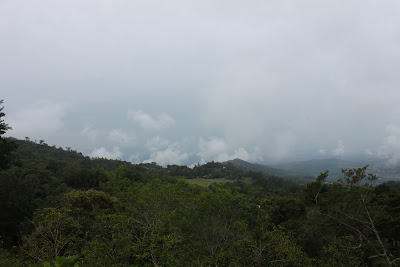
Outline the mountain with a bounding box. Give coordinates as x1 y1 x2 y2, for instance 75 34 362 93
223 158 319 184
224 158 294 177
12 139 298 187
271 158 400 182
14 138 400 182
225 158 397 182
272 158 364 179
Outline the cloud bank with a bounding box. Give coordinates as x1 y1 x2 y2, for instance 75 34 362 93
2 1 400 165
127 110 174 131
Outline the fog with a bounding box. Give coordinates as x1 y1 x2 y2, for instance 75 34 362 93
2 0 400 165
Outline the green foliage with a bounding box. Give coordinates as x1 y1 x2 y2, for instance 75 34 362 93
0 248 21 266
318 236 363 267
301 166 400 266
22 207 82 262
22 190 116 263
302 170 328 205
0 100 18 170
0 162 59 247
32 255 79 267
0 100 9 136
340 165 377 186
375 181 400 194
251 226 312 266
1 137 400 266
188 185 250 265
185 177 233 187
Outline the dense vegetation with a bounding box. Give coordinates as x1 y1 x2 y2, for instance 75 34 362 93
1 100 400 266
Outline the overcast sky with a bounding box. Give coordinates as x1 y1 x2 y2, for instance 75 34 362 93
2 0 400 166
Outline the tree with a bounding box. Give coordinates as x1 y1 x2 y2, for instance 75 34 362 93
22 190 116 263
0 99 17 170
0 100 10 136
303 170 328 205
305 166 399 266
22 208 81 262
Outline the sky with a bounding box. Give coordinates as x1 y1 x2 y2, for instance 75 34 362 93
2 0 400 166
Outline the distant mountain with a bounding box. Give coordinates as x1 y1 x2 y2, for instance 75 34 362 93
272 158 364 179
226 158 377 181
226 157 400 182
224 158 295 177
271 158 400 181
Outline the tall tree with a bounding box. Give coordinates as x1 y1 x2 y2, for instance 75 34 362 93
0 100 17 170
304 166 399 266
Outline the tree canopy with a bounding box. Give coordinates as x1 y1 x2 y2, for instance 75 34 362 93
1 110 400 266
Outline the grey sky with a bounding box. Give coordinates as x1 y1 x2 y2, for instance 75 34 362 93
2 0 400 166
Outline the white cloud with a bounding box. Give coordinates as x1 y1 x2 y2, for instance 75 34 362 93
198 137 228 162
3 1 400 164
81 126 98 144
8 100 66 138
127 110 174 131
274 132 297 161
90 146 122 160
365 148 374 156
197 136 258 163
128 153 140 163
378 124 400 165
332 140 345 156
108 129 135 145
142 136 190 166
145 136 171 152
144 147 189 166
230 147 250 161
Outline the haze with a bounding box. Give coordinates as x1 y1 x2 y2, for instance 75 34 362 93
2 0 400 166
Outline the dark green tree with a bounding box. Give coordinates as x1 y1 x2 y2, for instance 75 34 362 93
0 99 17 170
304 166 400 266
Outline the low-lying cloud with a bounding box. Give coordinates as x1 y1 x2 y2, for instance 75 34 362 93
3 1 400 166
81 126 98 144
378 124 400 165
332 140 345 156
144 147 189 166
108 129 135 145
90 146 122 160
127 110 174 131
8 100 67 139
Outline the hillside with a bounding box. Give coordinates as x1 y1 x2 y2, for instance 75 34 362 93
2 138 400 266
225 158 315 183
224 158 294 176
10 138 298 191
226 157 400 183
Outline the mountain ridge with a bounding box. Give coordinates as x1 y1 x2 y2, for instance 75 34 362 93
227 157 400 182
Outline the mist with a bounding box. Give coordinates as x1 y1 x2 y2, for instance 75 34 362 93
2 0 400 166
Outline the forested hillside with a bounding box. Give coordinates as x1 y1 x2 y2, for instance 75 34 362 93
1 140 400 266
1 106 400 266
225 158 315 183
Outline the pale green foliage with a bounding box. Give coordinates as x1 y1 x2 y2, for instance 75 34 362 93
318 236 363 267
85 177 195 266
22 190 116 263
22 208 81 262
